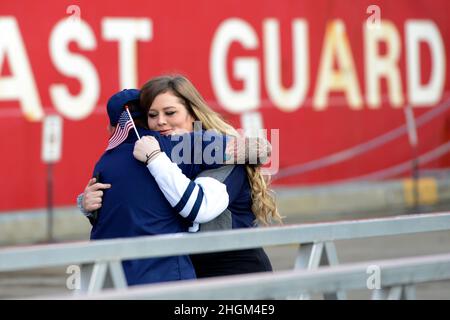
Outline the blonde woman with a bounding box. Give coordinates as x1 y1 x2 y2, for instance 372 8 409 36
134 75 282 277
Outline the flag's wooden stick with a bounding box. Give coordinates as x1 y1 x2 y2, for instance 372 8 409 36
125 106 141 140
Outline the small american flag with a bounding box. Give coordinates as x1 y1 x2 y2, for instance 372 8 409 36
106 110 134 151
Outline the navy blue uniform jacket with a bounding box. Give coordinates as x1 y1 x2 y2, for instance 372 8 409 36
90 127 225 285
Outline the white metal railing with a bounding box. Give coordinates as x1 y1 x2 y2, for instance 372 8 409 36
44 252 450 300
1 212 450 298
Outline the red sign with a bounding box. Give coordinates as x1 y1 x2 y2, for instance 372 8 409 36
0 0 449 211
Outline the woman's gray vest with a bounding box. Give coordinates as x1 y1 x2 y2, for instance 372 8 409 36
196 165 235 232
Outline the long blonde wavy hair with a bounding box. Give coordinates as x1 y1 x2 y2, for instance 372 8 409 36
140 74 282 226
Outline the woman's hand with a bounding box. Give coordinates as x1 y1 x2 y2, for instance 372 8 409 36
225 136 272 165
133 136 162 165
82 178 111 212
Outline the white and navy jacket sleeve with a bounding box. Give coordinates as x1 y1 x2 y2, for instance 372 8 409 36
146 152 229 225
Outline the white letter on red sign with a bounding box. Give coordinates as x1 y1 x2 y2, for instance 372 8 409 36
210 18 260 113
0 17 43 121
102 18 152 89
313 20 362 111
263 19 309 112
49 18 99 120
364 21 404 108
406 20 446 107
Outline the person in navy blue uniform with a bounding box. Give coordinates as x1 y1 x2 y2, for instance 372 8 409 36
79 89 235 285
78 88 270 284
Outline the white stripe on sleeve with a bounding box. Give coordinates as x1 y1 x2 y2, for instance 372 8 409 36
146 152 229 223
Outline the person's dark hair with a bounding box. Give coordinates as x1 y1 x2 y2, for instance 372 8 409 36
128 100 148 128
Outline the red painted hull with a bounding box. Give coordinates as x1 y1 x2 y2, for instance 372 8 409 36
0 0 449 211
